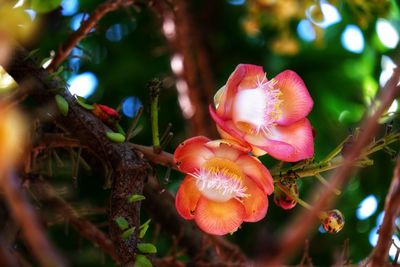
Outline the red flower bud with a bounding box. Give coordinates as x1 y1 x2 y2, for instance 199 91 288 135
274 178 298 210
92 104 120 126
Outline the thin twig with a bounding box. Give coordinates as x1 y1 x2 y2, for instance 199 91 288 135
369 159 400 266
47 0 139 72
0 171 66 267
263 67 400 266
30 177 120 264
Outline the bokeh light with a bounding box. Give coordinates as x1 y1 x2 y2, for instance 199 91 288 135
306 1 341 29
341 25 364 53
376 19 399 49
297 19 316 42
122 96 142 118
227 0 246 6
61 0 79 16
67 72 98 98
70 13 89 31
356 195 378 220
379 55 397 87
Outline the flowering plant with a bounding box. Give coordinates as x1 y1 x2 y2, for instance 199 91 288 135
174 136 274 235
210 64 314 162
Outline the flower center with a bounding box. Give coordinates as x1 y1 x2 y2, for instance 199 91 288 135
232 77 282 135
192 158 248 202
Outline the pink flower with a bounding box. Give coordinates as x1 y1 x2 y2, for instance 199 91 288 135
210 64 314 162
174 136 274 235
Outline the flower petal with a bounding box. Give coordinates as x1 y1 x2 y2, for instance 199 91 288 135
175 175 201 220
263 118 314 162
205 139 250 161
174 136 214 173
235 155 274 195
210 105 245 141
242 176 269 222
217 64 265 119
194 197 245 235
274 70 313 125
244 132 295 158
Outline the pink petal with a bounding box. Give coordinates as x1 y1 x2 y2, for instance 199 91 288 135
262 118 314 162
174 136 214 174
194 197 245 235
244 133 295 158
175 175 201 220
210 105 245 141
235 155 274 195
242 176 269 222
217 64 265 119
274 70 313 125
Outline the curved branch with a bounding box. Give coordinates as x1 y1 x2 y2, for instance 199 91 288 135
369 160 400 266
47 0 140 72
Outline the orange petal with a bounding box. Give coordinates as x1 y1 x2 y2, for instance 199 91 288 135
267 118 314 162
235 155 274 195
205 139 250 161
194 197 245 235
242 176 269 222
274 70 313 125
217 64 265 119
174 136 214 174
175 175 201 220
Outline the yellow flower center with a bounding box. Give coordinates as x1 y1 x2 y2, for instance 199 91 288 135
192 158 248 202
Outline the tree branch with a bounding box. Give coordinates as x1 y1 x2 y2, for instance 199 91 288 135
29 177 120 264
0 171 66 267
47 0 140 72
369 159 400 266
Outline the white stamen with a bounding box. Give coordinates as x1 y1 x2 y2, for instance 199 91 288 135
191 168 248 202
232 76 281 135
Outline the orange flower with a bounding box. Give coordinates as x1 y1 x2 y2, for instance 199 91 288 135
174 136 274 235
210 64 314 162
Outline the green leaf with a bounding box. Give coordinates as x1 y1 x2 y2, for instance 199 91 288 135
31 0 62 13
137 243 157 254
115 123 126 135
106 132 125 143
139 224 149 239
75 96 94 110
122 227 135 240
128 194 146 203
55 95 68 116
24 48 40 61
134 255 152 267
115 216 129 230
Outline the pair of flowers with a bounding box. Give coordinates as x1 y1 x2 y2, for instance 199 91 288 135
174 64 314 235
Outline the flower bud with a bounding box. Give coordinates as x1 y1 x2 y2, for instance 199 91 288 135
274 178 298 210
321 209 345 234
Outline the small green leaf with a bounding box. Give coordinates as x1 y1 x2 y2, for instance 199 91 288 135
31 0 62 13
134 255 152 267
139 224 149 239
115 123 126 135
75 96 94 110
137 243 157 254
24 48 40 61
55 95 68 116
122 227 135 240
115 216 129 230
128 194 146 203
106 132 125 143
